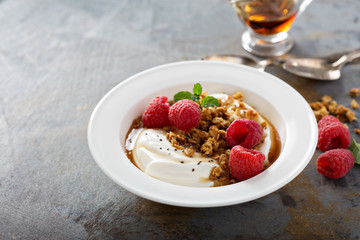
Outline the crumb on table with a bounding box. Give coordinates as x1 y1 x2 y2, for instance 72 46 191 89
351 99 359 109
349 88 360 97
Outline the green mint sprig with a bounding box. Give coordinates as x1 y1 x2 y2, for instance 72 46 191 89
201 96 219 108
173 83 219 108
349 138 360 165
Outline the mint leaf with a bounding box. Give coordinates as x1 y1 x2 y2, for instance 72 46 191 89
201 96 219 108
349 138 360 165
191 95 200 102
173 83 216 109
193 83 202 96
174 91 192 102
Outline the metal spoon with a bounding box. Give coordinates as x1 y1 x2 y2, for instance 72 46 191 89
203 49 360 80
201 54 283 72
282 49 360 80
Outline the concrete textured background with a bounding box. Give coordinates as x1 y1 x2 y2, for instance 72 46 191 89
0 0 359 239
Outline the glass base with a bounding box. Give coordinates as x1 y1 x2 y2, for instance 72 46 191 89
241 30 294 57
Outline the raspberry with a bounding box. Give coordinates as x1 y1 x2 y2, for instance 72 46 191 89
317 116 351 152
226 119 263 148
142 96 170 128
229 145 265 181
317 149 354 179
318 115 342 128
168 99 201 131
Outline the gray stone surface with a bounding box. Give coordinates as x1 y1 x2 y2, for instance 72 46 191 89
0 0 359 239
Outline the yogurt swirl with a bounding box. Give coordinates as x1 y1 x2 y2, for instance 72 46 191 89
130 128 219 187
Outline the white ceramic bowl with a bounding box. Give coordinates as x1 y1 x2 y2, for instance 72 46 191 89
87 61 318 207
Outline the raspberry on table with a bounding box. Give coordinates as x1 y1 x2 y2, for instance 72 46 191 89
168 99 201 132
142 96 170 128
318 115 341 128
317 115 351 152
229 145 265 181
317 149 354 179
226 119 263 148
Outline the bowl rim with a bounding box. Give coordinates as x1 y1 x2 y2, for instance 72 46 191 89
87 60 318 207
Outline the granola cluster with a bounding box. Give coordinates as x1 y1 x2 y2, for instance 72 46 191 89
310 95 357 123
310 88 360 135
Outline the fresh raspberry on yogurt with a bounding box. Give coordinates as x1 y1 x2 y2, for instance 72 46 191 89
226 119 263 148
229 145 265 181
168 99 201 132
142 96 170 128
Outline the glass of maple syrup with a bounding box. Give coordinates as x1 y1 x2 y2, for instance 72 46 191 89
229 0 312 57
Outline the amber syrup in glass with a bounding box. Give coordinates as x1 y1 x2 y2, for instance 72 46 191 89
233 0 297 35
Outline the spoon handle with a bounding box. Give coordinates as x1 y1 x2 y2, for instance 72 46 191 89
332 49 360 67
346 49 360 62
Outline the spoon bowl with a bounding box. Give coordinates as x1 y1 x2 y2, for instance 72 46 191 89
282 58 341 80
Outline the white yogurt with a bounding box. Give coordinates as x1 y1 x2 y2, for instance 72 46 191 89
131 128 219 187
